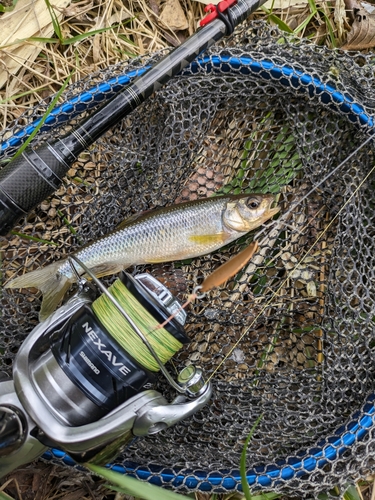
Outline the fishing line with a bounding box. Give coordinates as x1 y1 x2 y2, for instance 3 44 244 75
252 132 375 243
208 157 375 382
3 28 375 493
92 278 183 372
152 243 260 331
147 134 375 339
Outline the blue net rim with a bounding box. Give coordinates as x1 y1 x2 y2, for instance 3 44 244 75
7 51 373 491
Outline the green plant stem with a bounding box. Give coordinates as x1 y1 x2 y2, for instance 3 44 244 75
10 231 58 246
9 72 73 162
240 414 263 500
86 464 186 500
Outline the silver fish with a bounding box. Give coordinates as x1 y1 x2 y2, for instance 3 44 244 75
5 194 280 320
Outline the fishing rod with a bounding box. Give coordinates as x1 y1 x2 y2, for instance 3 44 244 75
0 0 267 236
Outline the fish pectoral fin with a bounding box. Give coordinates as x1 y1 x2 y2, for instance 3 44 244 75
189 233 229 245
145 253 187 264
86 262 125 279
40 276 71 322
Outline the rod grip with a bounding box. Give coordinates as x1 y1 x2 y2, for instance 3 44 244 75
0 143 72 236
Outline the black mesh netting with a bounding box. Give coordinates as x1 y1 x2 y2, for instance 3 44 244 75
2 21 375 496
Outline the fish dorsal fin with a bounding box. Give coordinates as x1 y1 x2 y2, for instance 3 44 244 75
189 233 229 245
116 211 151 230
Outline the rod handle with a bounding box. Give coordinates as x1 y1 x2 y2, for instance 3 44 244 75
0 142 73 236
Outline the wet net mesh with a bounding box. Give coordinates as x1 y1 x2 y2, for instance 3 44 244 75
2 21 375 496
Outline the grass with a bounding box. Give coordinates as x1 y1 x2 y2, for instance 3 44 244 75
87 464 189 500
84 416 273 500
259 0 343 47
0 0 16 12
9 230 59 245
0 0 345 128
5 71 73 162
240 415 263 500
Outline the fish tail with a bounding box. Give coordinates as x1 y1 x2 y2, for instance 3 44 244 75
5 261 71 321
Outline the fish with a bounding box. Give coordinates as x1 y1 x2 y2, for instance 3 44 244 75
5 194 280 320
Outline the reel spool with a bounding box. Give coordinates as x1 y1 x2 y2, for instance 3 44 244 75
0 258 211 475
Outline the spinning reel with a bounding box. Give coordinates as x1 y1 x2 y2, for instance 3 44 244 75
0 257 212 477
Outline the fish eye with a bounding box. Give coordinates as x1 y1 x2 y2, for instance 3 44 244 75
247 198 260 210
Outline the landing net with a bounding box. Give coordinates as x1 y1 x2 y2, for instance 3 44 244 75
2 22 375 496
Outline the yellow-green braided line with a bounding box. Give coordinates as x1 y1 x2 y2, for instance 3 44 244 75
92 279 182 371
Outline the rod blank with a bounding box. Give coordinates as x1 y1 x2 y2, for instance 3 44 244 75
0 0 265 236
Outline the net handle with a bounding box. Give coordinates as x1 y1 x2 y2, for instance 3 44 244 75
1 54 372 157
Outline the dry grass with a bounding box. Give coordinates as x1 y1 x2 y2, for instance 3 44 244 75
0 0 373 499
0 0 354 126
0 0 206 125
1 463 114 500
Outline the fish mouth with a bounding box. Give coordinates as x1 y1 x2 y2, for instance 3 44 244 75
258 195 280 219
255 203 280 227
266 205 281 218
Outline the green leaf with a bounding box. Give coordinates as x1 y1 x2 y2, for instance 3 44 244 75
343 484 362 500
0 24 120 51
240 414 263 500
28 26 119 45
56 210 83 244
267 13 293 34
294 11 317 35
0 491 15 500
43 0 62 42
113 47 138 58
86 464 186 500
0 87 48 104
61 26 118 45
27 37 60 43
117 33 137 46
317 9 338 48
249 493 282 500
10 231 59 246
0 0 17 12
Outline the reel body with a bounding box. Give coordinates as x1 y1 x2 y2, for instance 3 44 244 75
0 268 212 477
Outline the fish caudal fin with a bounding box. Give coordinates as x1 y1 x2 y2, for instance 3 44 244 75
38 274 71 322
5 261 71 321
